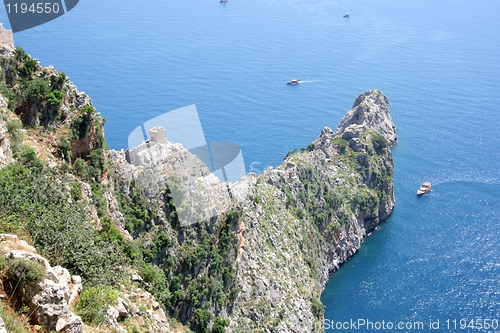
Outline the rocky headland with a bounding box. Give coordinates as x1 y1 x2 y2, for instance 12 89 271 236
0 26 396 333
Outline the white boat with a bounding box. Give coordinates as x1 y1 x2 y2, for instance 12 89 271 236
343 13 350 17
287 79 300 85
417 182 431 195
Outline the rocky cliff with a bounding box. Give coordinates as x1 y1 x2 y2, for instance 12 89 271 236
108 89 396 332
225 89 396 332
0 25 396 333
0 234 83 333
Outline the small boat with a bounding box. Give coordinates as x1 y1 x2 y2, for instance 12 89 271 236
417 182 431 195
343 13 350 17
220 0 227 2
287 79 300 85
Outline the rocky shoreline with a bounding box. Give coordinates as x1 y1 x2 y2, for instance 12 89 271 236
0 23 396 332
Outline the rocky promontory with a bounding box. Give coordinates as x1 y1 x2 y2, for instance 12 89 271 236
0 26 396 333
108 89 396 332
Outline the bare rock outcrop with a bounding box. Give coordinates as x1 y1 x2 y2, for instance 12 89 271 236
226 89 397 332
0 234 83 333
337 89 397 145
105 288 171 333
0 95 13 167
0 23 14 57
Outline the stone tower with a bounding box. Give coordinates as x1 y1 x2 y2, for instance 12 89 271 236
149 126 167 143
0 23 14 50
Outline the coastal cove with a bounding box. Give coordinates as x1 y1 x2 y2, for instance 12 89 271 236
1 0 499 332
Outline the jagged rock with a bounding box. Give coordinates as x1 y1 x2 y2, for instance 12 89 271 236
0 95 14 167
0 23 14 57
337 89 397 145
0 235 83 333
112 288 170 333
222 90 397 332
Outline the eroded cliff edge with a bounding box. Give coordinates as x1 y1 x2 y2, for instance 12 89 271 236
109 89 397 333
226 89 396 332
0 29 396 332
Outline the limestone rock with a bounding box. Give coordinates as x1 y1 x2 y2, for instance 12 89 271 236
0 23 14 51
0 316 6 333
337 89 397 145
0 235 83 333
106 287 170 333
0 95 13 167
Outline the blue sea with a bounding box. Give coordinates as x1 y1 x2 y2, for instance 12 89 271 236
2 0 499 331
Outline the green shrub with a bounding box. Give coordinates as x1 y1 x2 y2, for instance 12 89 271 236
139 263 169 304
52 72 66 89
285 148 299 159
70 105 94 140
71 182 82 201
212 317 229 333
14 47 38 77
0 163 128 287
19 57 37 77
0 300 30 333
0 81 17 111
193 308 211 332
311 297 324 319
73 158 88 178
76 286 119 324
57 138 71 162
46 90 64 106
372 133 388 154
21 78 50 103
332 138 349 153
6 120 22 133
16 146 42 169
0 255 6 271
7 257 46 284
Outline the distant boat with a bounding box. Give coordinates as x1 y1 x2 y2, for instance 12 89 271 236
343 13 350 17
220 0 227 2
287 79 300 85
417 182 431 195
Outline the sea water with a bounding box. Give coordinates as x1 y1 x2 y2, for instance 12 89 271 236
1 0 499 331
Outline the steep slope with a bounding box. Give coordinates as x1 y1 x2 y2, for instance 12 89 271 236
227 89 396 332
110 89 396 332
0 20 397 333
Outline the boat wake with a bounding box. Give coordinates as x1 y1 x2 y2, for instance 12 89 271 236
298 79 320 83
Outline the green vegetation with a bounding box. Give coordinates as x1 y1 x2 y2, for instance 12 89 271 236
56 138 71 162
14 47 38 77
6 119 22 133
0 300 30 333
0 163 128 287
0 81 17 110
21 77 50 104
6 257 46 284
71 182 82 201
311 297 324 319
76 286 119 324
212 317 229 333
46 89 64 106
371 133 388 154
51 72 66 89
70 105 94 140
332 137 349 153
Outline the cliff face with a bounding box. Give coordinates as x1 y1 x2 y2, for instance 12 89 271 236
337 89 397 146
0 96 13 167
0 234 83 333
110 89 396 332
226 89 395 332
0 28 396 332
